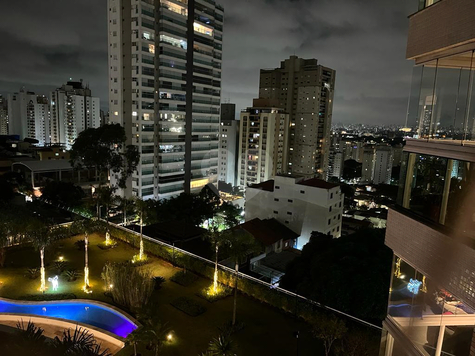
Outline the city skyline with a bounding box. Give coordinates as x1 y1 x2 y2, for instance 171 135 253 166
0 0 416 125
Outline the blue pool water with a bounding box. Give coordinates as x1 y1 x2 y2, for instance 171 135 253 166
0 299 137 338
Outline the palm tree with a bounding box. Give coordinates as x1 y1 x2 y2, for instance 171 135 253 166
207 332 235 356
143 321 170 356
71 219 101 291
226 229 260 326
12 320 48 356
125 328 147 356
134 198 149 261
203 216 230 294
96 187 116 245
28 220 54 292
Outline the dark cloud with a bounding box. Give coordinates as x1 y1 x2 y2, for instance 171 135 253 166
0 0 416 124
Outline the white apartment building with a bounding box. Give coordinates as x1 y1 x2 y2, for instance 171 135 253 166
238 102 289 187
50 81 100 149
328 151 344 180
259 56 335 178
245 175 343 249
108 0 223 199
8 89 50 146
373 145 393 184
361 145 393 184
218 103 238 186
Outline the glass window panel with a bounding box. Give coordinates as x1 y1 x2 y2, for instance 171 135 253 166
416 60 438 138
442 326 475 356
409 154 447 222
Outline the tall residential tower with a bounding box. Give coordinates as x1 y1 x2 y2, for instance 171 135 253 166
258 56 335 179
107 0 223 199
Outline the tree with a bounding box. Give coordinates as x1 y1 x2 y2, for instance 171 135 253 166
312 314 347 356
40 181 85 208
95 186 116 244
28 220 57 292
225 229 260 326
71 219 105 291
280 228 392 321
206 331 235 356
218 203 243 228
114 195 135 225
133 198 150 261
142 320 170 356
203 216 230 294
125 328 147 356
70 124 140 189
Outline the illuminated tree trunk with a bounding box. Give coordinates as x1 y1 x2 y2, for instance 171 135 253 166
213 245 219 293
84 233 89 289
139 216 144 260
232 261 239 326
40 247 46 292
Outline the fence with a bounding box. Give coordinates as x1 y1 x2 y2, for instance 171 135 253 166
107 222 382 331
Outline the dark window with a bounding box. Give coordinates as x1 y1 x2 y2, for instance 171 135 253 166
329 206 332 212
339 202 342 208
300 190 305 194
337 226 340 232
285 221 289 224
273 211 278 214
338 214 341 220
328 219 331 225
288 199 293 203
274 198 279 202
330 193 333 199
275 186 280 189
287 212 292 215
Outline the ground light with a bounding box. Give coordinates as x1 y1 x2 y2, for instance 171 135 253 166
167 333 173 341
58 256 64 261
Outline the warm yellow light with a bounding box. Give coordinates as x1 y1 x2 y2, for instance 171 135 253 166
109 284 113 289
59 256 64 261
167 333 173 341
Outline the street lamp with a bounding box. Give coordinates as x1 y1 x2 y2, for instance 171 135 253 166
293 330 300 356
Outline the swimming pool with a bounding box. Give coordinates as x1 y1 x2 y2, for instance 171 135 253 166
0 299 137 338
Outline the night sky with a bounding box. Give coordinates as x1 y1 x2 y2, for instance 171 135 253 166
0 0 417 125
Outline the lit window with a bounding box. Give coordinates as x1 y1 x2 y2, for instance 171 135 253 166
149 44 155 54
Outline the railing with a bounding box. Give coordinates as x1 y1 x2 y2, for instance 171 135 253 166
107 221 382 331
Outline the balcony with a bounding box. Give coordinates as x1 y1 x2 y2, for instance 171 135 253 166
407 0 475 61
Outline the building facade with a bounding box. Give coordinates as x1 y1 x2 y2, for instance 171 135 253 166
373 145 393 184
381 0 475 355
50 81 100 149
0 95 8 135
8 89 50 146
107 0 223 199
218 103 238 186
245 175 343 249
238 102 289 187
258 56 335 179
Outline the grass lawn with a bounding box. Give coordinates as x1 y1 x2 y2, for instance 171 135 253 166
0 234 322 355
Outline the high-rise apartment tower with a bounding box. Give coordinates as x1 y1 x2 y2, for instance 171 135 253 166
258 56 335 179
107 0 223 199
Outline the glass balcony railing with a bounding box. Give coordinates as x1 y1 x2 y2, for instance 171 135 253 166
405 50 475 141
418 0 442 11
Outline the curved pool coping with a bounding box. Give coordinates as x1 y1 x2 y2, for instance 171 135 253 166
0 297 140 345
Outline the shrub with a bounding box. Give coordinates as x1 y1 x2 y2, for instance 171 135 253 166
97 241 117 250
64 269 80 282
171 297 206 317
170 270 198 287
101 262 155 312
153 276 165 290
74 240 85 250
54 261 67 274
25 267 40 280
198 285 232 303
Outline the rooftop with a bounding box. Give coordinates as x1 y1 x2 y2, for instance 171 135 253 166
259 249 301 273
12 159 73 173
249 177 339 192
239 218 299 246
297 177 339 189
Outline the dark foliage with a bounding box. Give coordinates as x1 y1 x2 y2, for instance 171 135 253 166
280 228 392 321
40 180 85 208
69 124 139 188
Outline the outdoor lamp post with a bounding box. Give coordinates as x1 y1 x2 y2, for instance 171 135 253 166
293 330 300 356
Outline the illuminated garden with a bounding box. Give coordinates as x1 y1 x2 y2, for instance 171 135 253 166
0 223 328 355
